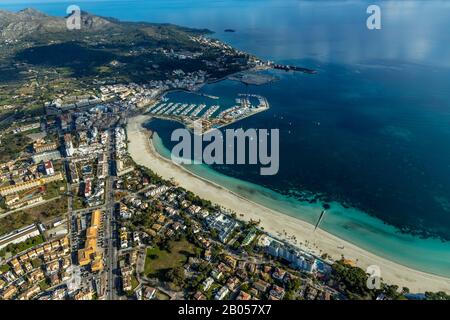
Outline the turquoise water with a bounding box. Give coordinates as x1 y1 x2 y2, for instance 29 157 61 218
150 114 450 279
3 0 450 278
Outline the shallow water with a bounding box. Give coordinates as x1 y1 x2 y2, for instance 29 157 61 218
4 0 450 277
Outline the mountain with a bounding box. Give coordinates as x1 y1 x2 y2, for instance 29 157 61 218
0 8 120 42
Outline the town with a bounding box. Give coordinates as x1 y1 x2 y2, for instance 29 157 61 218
0 85 362 300
0 91 415 300
1 7 447 303
0 97 338 300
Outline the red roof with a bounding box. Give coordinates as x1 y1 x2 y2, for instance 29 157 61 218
44 161 53 169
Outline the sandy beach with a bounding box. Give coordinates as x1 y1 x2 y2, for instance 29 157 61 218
127 114 450 294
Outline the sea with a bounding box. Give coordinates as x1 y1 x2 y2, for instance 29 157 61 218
2 0 450 278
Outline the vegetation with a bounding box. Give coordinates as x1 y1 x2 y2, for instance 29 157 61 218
0 132 31 162
39 279 50 291
332 260 407 300
183 190 214 210
0 196 67 236
138 165 166 186
43 180 66 199
31 258 43 269
0 234 45 257
0 9 248 107
144 237 196 278
424 291 450 300
166 266 186 288
0 264 11 273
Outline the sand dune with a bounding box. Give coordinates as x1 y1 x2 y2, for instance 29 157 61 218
127 114 450 294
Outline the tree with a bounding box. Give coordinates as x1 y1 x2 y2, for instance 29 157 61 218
194 247 202 258
160 239 172 252
331 260 372 299
286 278 302 292
166 266 185 286
210 229 218 239
424 291 450 300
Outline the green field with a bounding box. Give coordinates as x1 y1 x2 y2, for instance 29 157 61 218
144 238 196 277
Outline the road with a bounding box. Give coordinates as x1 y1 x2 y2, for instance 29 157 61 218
104 128 119 300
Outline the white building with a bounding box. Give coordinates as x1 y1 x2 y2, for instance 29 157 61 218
214 286 229 300
265 239 315 273
202 277 214 291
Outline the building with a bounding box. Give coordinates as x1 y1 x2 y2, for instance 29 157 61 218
0 172 63 197
8 195 43 210
74 290 94 300
13 122 40 134
33 141 57 154
236 291 252 300
66 162 79 184
64 133 75 157
84 179 92 198
0 285 18 300
4 194 19 207
32 150 62 163
265 239 315 273
202 277 214 291
119 203 131 219
193 291 206 300
141 286 156 300
272 267 287 281
269 285 285 300
206 213 239 243
96 162 108 179
78 210 103 272
214 286 229 300
59 114 72 130
18 285 41 300
242 229 257 246
44 160 55 175
0 224 41 250
119 227 128 249
253 279 270 293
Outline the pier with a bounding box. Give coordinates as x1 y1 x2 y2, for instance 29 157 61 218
272 63 317 74
144 92 270 133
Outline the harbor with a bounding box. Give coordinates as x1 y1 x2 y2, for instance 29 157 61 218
145 93 270 134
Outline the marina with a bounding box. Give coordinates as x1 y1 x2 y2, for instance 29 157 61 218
190 104 207 117
201 105 220 119
180 104 197 116
145 93 270 133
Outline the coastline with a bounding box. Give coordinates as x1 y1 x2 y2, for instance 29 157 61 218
127 114 450 294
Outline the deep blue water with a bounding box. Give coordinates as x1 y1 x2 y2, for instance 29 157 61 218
151 62 450 240
2 0 450 275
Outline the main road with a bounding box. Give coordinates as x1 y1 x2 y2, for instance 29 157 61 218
104 129 119 300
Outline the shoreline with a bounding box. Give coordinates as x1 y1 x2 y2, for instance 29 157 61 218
127 114 450 294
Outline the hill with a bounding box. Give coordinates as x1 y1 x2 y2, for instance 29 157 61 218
0 8 256 115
